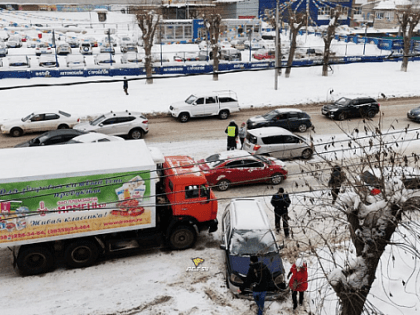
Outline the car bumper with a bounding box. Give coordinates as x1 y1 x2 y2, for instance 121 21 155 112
407 113 420 122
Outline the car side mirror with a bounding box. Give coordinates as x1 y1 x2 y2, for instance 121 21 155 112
99 123 103 127
219 243 226 250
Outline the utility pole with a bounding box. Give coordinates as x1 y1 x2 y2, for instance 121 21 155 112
274 0 279 90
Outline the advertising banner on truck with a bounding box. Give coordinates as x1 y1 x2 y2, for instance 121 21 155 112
0 170 155 245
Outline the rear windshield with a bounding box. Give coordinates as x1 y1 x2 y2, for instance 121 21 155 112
58 110 71 117
219 97 237 103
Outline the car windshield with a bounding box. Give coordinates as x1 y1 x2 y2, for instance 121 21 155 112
262 110 279 120
334 97 351 106
229 229 278 256
185 95 197 104
90 115 106 126
255 155 270 165
22 114 33 122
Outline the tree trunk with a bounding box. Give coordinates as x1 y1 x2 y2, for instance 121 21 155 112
285 29 298 78
212 46 219 81
144 46 153 84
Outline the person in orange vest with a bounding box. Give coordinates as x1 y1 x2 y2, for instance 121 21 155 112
225 120 238 150
288 258 308 310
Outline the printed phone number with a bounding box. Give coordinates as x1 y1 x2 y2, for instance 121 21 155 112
0 225 91 240
0 231 46 240
48 225 90 234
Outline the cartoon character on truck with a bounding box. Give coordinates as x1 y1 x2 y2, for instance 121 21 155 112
0 140 218 276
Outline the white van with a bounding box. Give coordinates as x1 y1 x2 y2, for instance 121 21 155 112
244 126 313 159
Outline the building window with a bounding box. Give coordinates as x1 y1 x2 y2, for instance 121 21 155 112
354 6 362 15
376 12 384 20
318 6 331 16
175 25 183 39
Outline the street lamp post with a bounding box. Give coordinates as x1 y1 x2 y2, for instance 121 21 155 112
274 0 279 90
363 23 368 55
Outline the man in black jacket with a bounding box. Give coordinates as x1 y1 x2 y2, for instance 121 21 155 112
328 165 346 205
225 120 239 150
270 187 291 237
241 256 272 315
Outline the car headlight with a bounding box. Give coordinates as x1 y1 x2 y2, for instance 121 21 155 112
230 273 244 284
329 108 339 112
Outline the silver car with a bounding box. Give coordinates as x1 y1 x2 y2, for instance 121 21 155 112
0 42 8 57
73 110 149 139
56 42 72 55
244 126 313 159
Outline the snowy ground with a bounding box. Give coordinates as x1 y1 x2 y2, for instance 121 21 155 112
1 11 420 315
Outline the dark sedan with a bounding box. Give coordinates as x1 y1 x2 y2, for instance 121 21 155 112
322 97 380 120
407 106 420 122
14 129 86 147
246 108 313 132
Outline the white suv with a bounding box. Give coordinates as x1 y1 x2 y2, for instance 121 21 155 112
73 111 149 139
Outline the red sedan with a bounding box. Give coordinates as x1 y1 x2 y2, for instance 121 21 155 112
252 49 275 60
198 151 287 191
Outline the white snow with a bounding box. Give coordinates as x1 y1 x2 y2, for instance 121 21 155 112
1 10 420 315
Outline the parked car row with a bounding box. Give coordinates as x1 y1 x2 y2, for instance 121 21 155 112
1 110 149 140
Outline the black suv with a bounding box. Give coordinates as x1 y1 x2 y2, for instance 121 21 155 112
246 108 313 132
322 97 380 120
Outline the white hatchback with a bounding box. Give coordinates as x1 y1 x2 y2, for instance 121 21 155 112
73 110 149 139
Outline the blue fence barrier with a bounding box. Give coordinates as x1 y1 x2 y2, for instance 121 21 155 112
1 55 419 80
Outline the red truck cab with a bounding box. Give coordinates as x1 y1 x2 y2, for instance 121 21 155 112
161 156 218 249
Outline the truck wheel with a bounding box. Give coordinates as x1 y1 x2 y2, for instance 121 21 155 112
178 113 190 123
17 245 54 276
270 173 283 185
169 225 197 250
129 128 144 139
217 179 230 191
219 110 229 120
64 240 99 269
11 127 23 137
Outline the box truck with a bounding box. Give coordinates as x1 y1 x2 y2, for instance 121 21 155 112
0 140 218 275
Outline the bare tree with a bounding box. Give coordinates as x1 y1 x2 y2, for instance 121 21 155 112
396 6 420 72
136 10 161 84
322 9 340 77
203 14 222 81
290 118 420 315
284 7 307 78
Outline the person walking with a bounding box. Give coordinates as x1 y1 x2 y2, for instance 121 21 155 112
270 187 291 237
328 165 346 205
287 258 308 310
241 255 272 315
238 122 246 149
225 120 239 150
123 77 129 95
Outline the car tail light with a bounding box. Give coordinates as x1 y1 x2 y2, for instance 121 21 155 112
378 103 380 107
142 120 148 124
253 145 261 151
77 118 80 122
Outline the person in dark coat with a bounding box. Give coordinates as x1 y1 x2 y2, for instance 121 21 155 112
270 187 291 237
123 77 128 95
241 255 272 315
225 120 239 150
287 258 308 310
328 165 346 204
